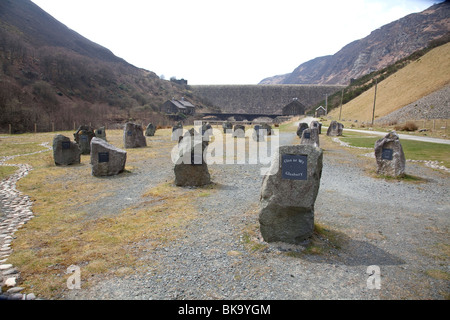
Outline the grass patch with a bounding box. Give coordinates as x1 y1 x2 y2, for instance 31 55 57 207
0 166 18 180
425 269 450 281
340 135 450 168
4 129 203 299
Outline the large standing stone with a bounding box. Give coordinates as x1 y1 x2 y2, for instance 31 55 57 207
52 134 81 166
145 123 156 136
74 125 95 154
296 122 309 138
259 145 323 244
374 131 406 177
300 128 320 147
95 127 107 141
174 140 211 187
90 137 127 176
123 123 147 148
326 120 344 136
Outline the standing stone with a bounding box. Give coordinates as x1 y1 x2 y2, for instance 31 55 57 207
261 123 273 136
145 123 156 137
174 140 211 187
95 127 107 141
222 121 233 133
171 122 184 141
232 125 245 138
300 128 320 147
326 120 344 136
252 125 265 142
296 122 309 138
374 131 406 177
90 137 127 176
74 125 95 154
52 134 81 166
310 121 322 134
259 145 323 244
123 123 147 148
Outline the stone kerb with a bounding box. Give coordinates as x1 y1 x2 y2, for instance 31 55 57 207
90 137 127 177
326 120 344 136
73 125 95 154
259 145 323 244
52 134 81 166
123 123 147 148
300 128 320 147
374 131 406 177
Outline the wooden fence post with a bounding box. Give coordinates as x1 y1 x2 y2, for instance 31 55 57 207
8 124 11 135
35 123 37 133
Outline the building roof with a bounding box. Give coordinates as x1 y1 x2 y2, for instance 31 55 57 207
169 99 195 109
316 106 326 110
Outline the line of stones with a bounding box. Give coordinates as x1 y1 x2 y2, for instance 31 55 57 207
0 143 51 300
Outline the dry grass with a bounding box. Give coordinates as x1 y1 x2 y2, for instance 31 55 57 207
328 42 450 122
3 129 203 298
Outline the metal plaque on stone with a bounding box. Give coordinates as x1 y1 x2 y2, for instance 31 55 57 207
381 148 393 160
62 141 71 150
304 132 311 139
98 152 109 163
281 154 307 180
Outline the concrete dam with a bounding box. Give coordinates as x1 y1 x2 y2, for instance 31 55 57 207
191 84 344 115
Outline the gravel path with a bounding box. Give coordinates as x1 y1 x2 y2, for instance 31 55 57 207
63 132 449 300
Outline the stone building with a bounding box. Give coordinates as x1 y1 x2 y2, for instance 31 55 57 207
160 98 195 115
315 106 327 117
282 98 306 116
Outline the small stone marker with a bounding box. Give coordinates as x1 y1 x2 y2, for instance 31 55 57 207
300 128 320 147
259 145 323 244
296 122 309 138
374 131 405 177
261 123 273 136
222 121 233 133
123 122 147 148
252 125 265 142
326 120 344 136
145 123 156 136
171 122 184 141
95 126 107 141
74 125 95 154
232 125 245 138
90 137 127 176
52 134 81 166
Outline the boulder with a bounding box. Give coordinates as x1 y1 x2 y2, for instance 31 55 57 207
296 122 309 138
73 125 95 154
374 131 406 177
300 128 320 147
145 123 156 136
259 145 323 244
52 134 81 166
326 120 344 136
90 137 127 176
174 141 211 187
123 122 147 148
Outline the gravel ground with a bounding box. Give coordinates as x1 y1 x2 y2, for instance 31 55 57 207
61 131 449 300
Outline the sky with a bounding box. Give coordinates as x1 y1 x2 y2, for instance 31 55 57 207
30 0 440 85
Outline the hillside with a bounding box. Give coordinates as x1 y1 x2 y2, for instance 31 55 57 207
327 42 450 122
0 0 213 133
260 1 450 85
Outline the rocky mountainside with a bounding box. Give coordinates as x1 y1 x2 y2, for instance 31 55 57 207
260 1 450 85
0 0 212 133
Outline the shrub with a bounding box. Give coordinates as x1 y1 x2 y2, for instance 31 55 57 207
394 121 418 131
